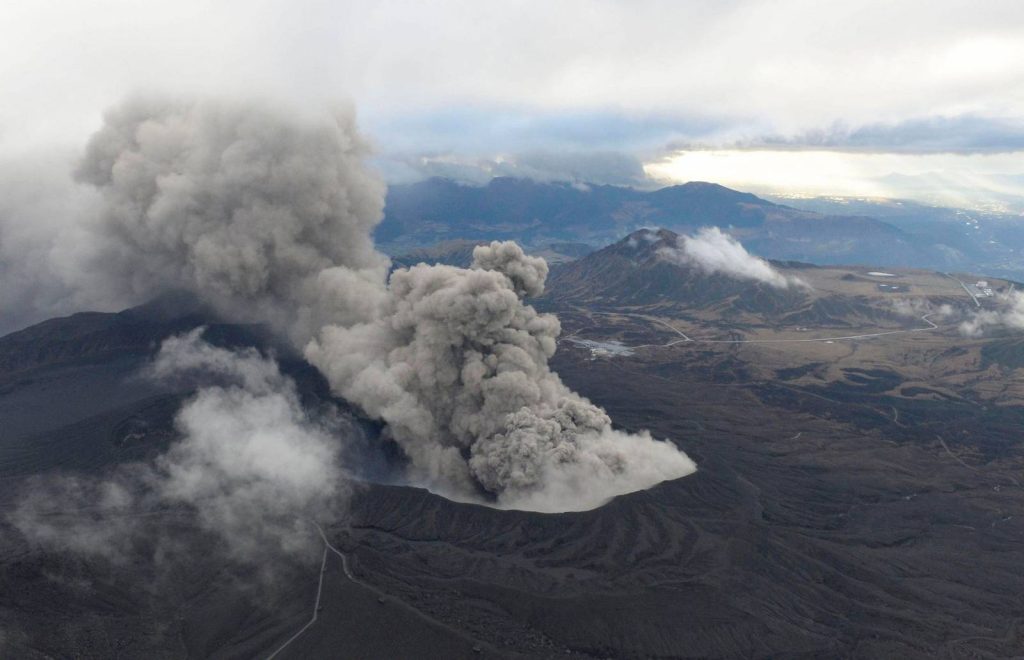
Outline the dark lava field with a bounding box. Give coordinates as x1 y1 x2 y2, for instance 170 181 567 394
1 286 1023 659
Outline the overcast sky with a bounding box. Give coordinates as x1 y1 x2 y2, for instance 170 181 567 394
3 0 1024 208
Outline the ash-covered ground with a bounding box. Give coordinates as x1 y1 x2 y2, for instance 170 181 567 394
1 290 1022 659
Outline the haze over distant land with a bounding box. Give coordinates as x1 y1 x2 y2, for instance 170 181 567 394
3 0 1024 210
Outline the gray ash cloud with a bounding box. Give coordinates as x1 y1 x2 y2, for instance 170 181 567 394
11 96 695 522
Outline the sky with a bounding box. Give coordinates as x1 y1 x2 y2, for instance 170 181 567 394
3 0 1024 209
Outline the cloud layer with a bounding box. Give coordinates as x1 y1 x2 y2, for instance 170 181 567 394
0 153 105 335
3 1 1024 203
4 1 1024 147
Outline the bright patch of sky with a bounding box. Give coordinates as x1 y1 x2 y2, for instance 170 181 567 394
2 0 1024 207
646 151 1024 213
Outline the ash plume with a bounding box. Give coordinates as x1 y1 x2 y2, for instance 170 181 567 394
76 97 390 344
0 153 106 335
659 226 807 289
307 241 695 510
12 96 696 516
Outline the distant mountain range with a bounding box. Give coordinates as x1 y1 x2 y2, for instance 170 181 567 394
767 194 1024 277
380 177 1024 279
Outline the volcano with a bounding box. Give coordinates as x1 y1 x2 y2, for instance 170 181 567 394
2 257 1023 657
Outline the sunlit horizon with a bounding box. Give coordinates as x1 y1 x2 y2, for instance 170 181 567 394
645 148 1024 213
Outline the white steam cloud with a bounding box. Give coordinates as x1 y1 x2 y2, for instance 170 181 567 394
10 96 695 516
889 297 954 319
13 328 350 564
959 290 1024 337
658 226 806 289
149 329 350 559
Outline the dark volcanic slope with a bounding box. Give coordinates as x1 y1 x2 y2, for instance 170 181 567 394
334 346 1024 658
0 294 351 480
2 298 1023 658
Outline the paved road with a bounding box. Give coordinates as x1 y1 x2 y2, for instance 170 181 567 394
645 316 692 341
266 522 494 659
697 313 939 344
944 272 982 307
266 523 374 658
575 311 942 349
937 435 977 472
265 546 329 660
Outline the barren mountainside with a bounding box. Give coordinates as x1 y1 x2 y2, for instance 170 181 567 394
2 243 1024 657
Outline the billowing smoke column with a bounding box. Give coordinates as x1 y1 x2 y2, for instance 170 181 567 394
307 241 695 510
75 97 695 512
76 97 390 344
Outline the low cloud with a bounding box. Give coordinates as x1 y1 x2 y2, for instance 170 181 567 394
959 290 1024 337
8 469 155 563
149 330 351 560
380 150 651 187
658 227 807 289
890 297 954 319
11 329 352 567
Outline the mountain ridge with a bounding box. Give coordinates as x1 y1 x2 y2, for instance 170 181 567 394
378 177 959 271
